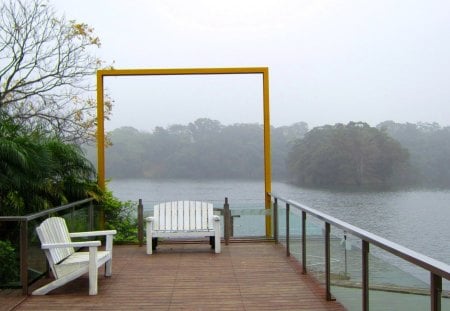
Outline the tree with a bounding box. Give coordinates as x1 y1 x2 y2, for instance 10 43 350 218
0 116 99 216
272 122 308 179
0 0 110 143
378 121 450 187
287 122 410 188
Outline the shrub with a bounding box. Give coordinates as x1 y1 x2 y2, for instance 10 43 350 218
102 189 138 243
0 240 19 284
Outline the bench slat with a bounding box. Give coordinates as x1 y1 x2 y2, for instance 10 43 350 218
194 201 200 230
188 201 195 230
183 202 190 230
38 217 74 265
165 202 171 231
177 202 183 230
201 203 207 230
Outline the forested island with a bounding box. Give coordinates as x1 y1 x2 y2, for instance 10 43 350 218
88 118 450 189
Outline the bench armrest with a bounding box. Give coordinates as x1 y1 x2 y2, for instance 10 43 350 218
41 241 101 249
145 217 154 223
69 230 117 238
212 215 220 222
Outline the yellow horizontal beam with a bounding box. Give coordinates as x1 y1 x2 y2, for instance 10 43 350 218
98 67 268 77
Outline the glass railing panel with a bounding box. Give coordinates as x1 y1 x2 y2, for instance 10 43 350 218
444 278 450 290
0 221 21 288
228 200 267 237
444 279 450 308
288 207 302 262
230 207 268 237
61 206 90 232
329 229 362 311
305 216 325 285
368 244 433 311
277 204 287 246
27 217 48 285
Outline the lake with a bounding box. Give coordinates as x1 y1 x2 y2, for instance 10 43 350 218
109 178 450 265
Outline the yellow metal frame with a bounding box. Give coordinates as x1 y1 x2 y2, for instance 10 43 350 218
96 67 272 236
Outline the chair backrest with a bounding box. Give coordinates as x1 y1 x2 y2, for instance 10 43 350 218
36 217 75 265
153 201 214 231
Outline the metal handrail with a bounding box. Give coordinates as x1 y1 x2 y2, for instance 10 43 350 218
269 192 450 311
0 198 95 294
0 198 94 222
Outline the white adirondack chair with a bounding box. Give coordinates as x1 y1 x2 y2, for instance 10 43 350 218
146 201 221 255
33 217 116 295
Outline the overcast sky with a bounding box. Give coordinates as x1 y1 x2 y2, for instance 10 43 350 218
53 0 450 132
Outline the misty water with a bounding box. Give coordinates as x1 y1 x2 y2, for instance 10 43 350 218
109 178 450 292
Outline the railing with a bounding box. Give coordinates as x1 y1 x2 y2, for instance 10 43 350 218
0 198 95 294
269 192 450 311
137 197 238 246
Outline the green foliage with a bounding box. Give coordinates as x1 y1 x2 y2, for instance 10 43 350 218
0 117 99 216
101 189 138 243
287 122 410 188
0 240 19 283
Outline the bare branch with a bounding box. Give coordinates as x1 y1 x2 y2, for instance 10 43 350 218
0 0 109 143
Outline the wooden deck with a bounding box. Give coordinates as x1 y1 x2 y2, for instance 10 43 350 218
10 242 346 311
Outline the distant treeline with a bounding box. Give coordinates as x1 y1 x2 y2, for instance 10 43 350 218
85 118 450 189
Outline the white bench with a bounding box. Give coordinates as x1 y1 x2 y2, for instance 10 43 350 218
33 217 116 295
145 201 221 255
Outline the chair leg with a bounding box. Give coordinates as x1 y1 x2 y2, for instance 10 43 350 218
32 277 71 295
105 258 112 277
89 247 98 295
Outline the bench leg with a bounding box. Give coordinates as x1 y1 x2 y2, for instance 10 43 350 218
215 234 221 253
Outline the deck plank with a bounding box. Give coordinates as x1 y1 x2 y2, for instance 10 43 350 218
12 242 345 311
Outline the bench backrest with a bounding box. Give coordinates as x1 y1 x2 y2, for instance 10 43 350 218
36 217 75 265
153 201 215 231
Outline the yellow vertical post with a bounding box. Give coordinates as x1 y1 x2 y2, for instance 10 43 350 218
96 71 105 229
96 71 106 191
263 68 272 238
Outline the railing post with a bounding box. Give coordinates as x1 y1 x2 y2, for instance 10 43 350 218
362 240 370 311
302 211 307 274
325 222 332 301
20 220 28 295
224 197 230 245
70 206 75 231
286 203 290 257
88 200 94 231
138 199 143 247
431 273 442 311
273 197 278 244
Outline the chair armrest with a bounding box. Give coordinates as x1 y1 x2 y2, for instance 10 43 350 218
41 241 101 249
145 217 155 223
70 230 117 238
